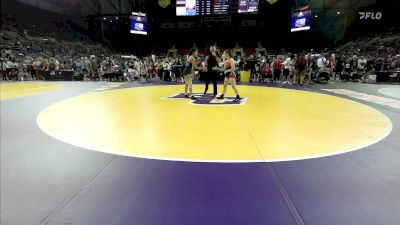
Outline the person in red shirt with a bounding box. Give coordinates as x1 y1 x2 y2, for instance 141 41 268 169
326 56 335 77
212 49 242 102
272 56 282 82
262 64 272 83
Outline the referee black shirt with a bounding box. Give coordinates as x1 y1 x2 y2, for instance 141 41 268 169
207 52 220 72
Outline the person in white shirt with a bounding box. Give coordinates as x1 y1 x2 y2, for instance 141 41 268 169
54 59 60 71
162 58 170 81
167 60 172 80
283 54 292 81
357 57 367 71
315 55 329 81
133 59 140 71
357 57 367 81
288 55 297 84
3 59 14 71
3 59 15 80
164 59 173 81
317 55 327 70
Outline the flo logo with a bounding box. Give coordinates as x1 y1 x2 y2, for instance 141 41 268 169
162 93 248 106
359 12 382 20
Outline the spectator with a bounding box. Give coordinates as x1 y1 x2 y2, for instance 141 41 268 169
283 54 292 81
335 56 344 80
272 56 282 82
295 54 306 85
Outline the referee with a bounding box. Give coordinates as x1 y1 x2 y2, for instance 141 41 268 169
204 46 221 97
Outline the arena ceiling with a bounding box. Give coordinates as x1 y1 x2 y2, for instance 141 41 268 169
14 0 143 15
14 0 378 16
310 0 377 9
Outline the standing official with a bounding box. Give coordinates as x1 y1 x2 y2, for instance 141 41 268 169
204 46 221 97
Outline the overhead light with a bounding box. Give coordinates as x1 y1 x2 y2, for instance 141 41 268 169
115 17 118 19
315 15 318 18
337 11 341 15
103 17 106 20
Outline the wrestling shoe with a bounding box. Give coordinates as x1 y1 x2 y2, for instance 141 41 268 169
233 96 242 102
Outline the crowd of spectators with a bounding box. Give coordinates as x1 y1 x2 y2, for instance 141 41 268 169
1 28 399 84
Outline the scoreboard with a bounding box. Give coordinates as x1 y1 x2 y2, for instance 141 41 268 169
176 0 258 16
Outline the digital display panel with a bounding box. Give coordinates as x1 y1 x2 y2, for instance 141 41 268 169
130 12 147 35
291 9 311 32
176 0 258 16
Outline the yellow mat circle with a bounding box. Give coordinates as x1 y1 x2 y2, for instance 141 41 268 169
1 82 63 100
37 85 392 162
